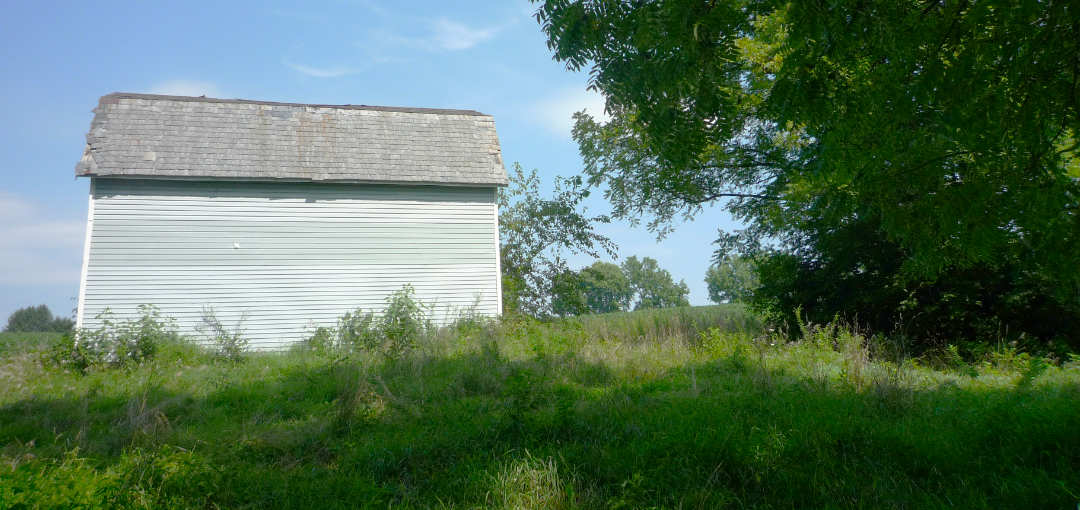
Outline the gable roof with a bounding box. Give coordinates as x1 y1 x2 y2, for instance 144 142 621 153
76 92 508 186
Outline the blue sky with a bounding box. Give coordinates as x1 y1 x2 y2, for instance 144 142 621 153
0 1 741 322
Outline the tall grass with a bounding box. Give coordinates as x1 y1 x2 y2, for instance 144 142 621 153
0 332 61 357
0 306 1077 508
570 304 760 344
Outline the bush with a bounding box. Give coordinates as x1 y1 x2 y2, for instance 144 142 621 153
44 333 98 374
5 305 73 333
303 285 432 359
339 309 379 351
750 222 1080 354
47 305 181 372
377 284 430 358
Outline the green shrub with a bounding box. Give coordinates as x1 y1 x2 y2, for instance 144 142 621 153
338 308 379 351
377 284 430 358
303 326 336 354
303 285 433 359
49 305 181 372
43 333 98 374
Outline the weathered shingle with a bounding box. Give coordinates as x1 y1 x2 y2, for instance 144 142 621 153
75 93 508 186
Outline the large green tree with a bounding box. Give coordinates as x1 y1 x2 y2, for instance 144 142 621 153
551 258 687 315
499 163 616 317
534 0 1080 344
706 255 759 304
622 256 691 310
579 261 634 313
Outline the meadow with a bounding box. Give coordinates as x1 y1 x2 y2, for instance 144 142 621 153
1 305 1078 509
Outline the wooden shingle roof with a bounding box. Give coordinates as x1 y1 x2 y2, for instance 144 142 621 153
75 93 508 186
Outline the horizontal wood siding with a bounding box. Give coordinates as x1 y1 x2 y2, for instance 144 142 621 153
80 178 500 350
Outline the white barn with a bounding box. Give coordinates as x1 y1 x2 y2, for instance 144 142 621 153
74 93 507 350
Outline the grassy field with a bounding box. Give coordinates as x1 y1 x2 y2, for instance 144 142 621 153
0 332 62 357
1 305 1078 508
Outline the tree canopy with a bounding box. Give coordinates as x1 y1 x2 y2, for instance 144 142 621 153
621 256 691 310
579 261 634 313
550 256 689 315
5 305 73 333
499 163 615 317
706 255 759 304
534 0 1080 345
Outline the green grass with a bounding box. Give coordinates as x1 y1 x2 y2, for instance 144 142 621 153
1 307 1078 508
0 332 62 357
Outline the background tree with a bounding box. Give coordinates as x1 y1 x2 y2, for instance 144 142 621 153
705 255 759 304
551 257 688 316
499 163 616 317
549 269 588 317
578 261 633 313
5 304 74 333
621 256 690 310
535 0 1080 348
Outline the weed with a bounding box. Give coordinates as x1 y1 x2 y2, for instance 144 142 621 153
331 366 385 433
487 451 575 509
1016 357 1050 389
197 306 248 363
119 373 173 447
988 341 1032 372
838 328 871 390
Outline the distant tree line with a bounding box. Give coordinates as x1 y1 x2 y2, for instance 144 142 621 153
5 305 73 333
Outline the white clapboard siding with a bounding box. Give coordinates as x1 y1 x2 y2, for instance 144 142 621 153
77 178 501 350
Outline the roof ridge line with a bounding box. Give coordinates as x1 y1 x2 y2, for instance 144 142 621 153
101 92 489 116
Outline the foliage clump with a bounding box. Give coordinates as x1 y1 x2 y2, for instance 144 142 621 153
304 285 433 359
706 255 759 304
5 304 73 333
499 163 616 317
535 0 1080 351
552 256 690 316
47 305 181 372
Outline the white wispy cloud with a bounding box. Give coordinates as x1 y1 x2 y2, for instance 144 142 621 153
0 193 84 286
148 80 222 97
429 18 500 51
283 58 361 78
531 87 611 137
368 17 504 53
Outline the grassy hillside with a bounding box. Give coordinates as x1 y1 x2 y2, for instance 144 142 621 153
1 306 1078 508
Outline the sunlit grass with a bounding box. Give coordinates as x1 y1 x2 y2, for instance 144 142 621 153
1 308 1078 508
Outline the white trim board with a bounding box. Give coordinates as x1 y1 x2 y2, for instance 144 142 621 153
75 178 95 330
493 187 503 316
